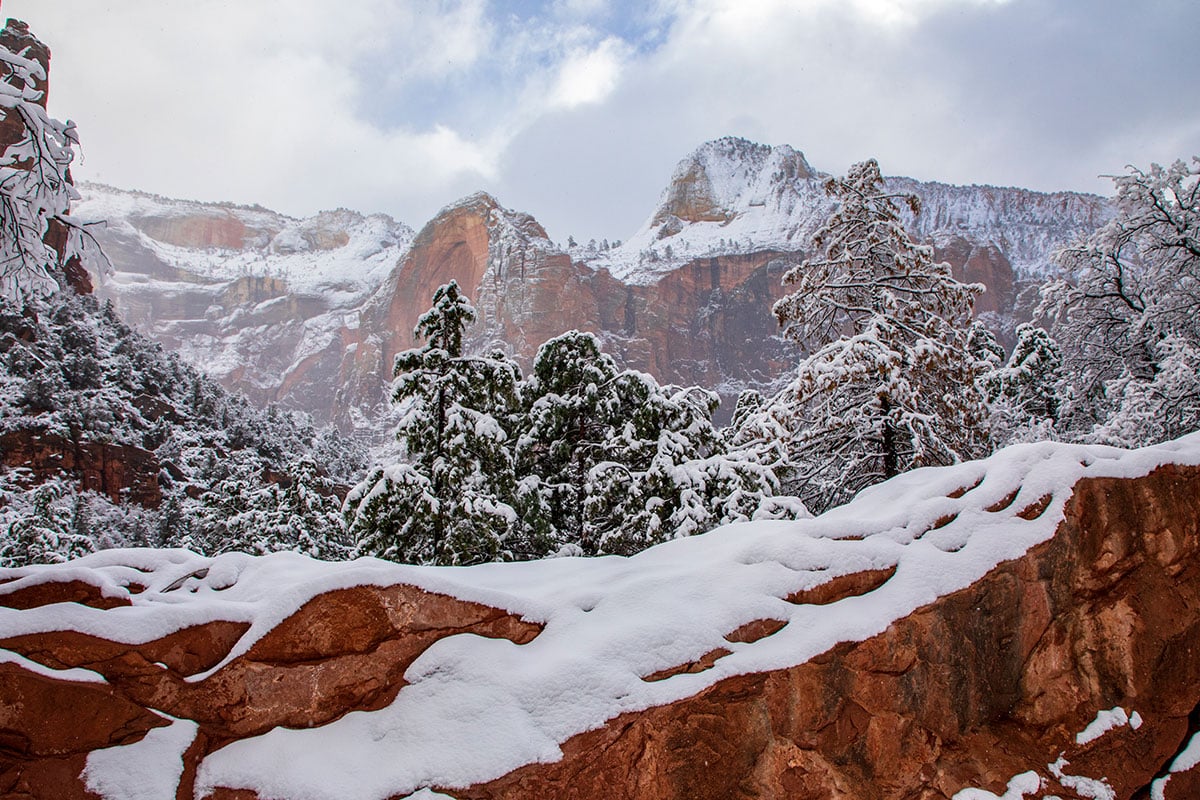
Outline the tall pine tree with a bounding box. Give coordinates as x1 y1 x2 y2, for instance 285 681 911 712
348 282 522 564
761 158 990 512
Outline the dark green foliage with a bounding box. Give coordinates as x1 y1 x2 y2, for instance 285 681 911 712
348 282 522 565
0 289 366 566
349 308 803 565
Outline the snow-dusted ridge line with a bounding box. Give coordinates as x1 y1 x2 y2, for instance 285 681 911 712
76 181 291 217
4 434 1200 800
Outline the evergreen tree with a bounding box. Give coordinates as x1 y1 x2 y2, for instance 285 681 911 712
0 479 93 566
348 282 522 565
983 323 1064 444
763 158 990 512
516 331 622 553
254 458 349 559
519 331 801 555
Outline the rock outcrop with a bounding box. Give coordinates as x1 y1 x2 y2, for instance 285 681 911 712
461 463 1200 800
0 430 164 508
74 184 413 423
2 436 1199 800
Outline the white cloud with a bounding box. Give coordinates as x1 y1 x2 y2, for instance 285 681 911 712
5 0 499 221
2 0 1195 247
548 37 629 109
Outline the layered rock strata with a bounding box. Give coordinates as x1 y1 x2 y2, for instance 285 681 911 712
80 138 1109 429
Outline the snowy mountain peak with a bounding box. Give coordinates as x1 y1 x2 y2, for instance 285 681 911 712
421 190 555 250
653 137 819 226
593 137 1109 285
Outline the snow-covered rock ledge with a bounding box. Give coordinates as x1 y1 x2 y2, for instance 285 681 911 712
3 434 1200 800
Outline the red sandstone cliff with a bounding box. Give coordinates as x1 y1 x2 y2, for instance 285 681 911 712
1 436 1198 800
79 139 1107 429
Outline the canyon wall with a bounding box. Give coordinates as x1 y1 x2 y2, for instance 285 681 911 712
78 138 1109 430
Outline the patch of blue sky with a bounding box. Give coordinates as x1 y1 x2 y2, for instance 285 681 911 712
350 0 677 132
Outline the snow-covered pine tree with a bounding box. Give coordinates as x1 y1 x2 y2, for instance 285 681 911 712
765 158 990 513
520 331 801 555
348 282 522 565
0 478 92 566
516 330 620 554
1044 157 1200 445
983 323 1064 445
253 458 349 559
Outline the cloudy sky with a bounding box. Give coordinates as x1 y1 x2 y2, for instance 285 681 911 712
7 0 1198 243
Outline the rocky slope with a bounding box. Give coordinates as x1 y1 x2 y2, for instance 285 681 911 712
2 434 1199 799
74 184 413 422
80 138 1110 429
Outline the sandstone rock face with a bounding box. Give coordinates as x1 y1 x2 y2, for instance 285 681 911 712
341 193 799 425
0 430 163 507
935 234 1016 319
1 442 1198 800
461 464 1200 800
0 577 541 799
338 168 1073 425
74 184 414 423
80 139 1109 431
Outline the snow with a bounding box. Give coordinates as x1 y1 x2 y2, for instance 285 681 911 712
1049 756 1115 800
588 138 1108 285
952 771 1042 800
83 716 198 800
74 184 414 298
1146 735 1200 800
1076 707 1140 745
0 647 106 683
1170 731 1200 774
2 434 1199 800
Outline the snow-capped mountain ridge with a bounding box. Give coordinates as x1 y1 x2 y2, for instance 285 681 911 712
593 137 1110 284
76 183 414 296
75 138 1112 430
73 183 415 419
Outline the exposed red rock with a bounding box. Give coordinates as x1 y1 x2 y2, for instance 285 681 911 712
0 582 541 798
449 464 1200 800
0 579 131 611
935 234 1016 318
0 461 1197 799
0 430 163 507
337 195 1035 426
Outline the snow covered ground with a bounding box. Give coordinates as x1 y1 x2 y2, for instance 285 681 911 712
3 434 1199 799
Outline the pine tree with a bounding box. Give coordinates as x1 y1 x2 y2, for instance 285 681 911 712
983 323 1063 444
1 479 92 566
765 158 990 512
516 331 622 553
348 282 522 565
256 458 349 559
518 332 800 555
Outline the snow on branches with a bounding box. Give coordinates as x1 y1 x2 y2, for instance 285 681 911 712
0 21 92 302
1043 157 1200 444
347 288 806 566
742 158 990 513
